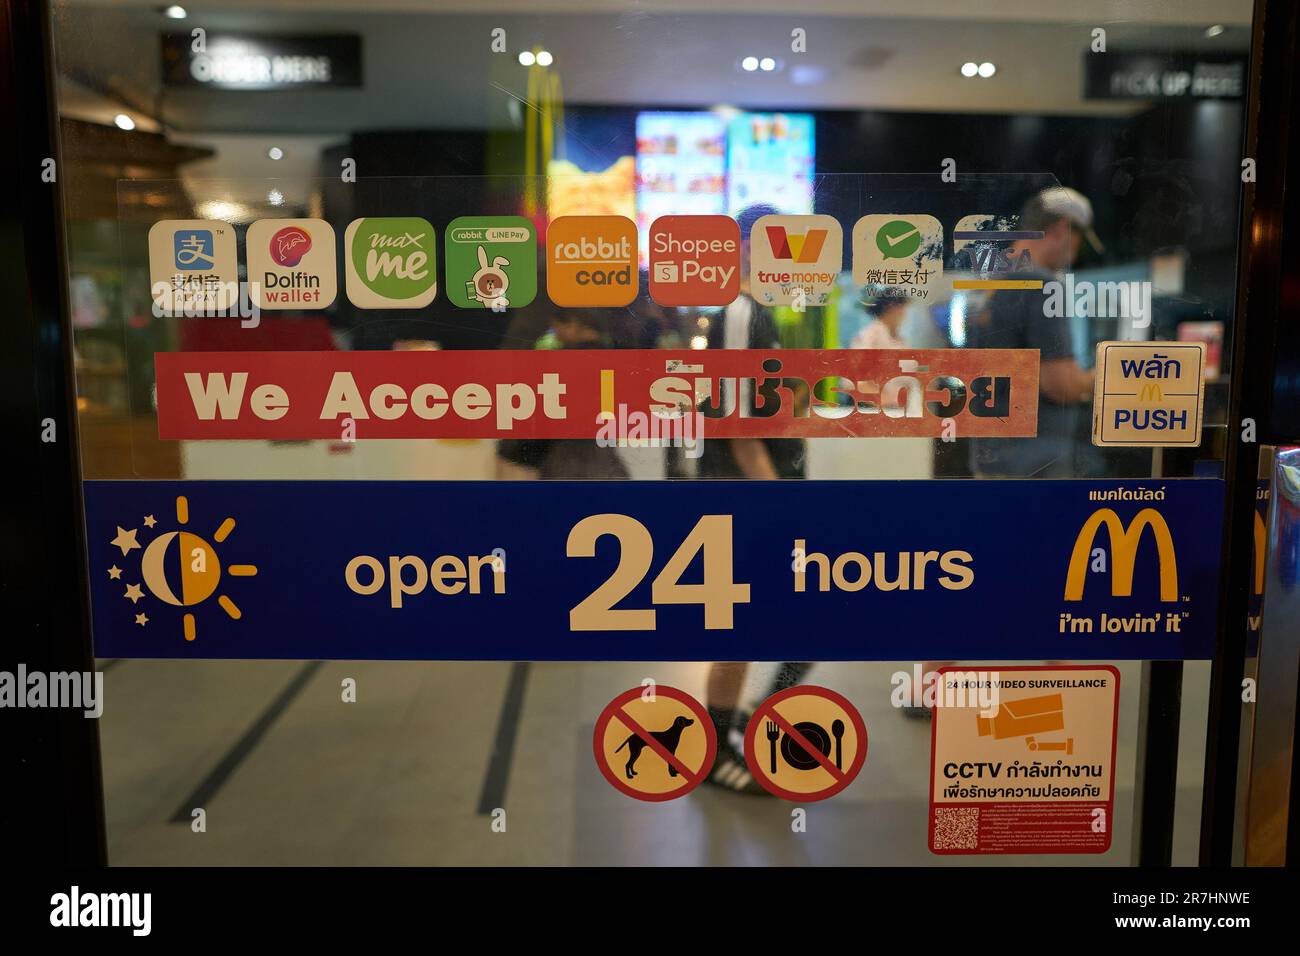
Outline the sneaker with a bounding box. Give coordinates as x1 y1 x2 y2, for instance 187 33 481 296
705 743 769 795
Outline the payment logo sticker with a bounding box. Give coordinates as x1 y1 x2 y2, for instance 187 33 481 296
445 216 536 311
648 215 740 306
148 219 239 313
742 685 867 801
247 218 337 310
593 685 716 801
749 213 841 306
929 665 1120 854
851 215 944 298
344 217 438 309
547 215 638 307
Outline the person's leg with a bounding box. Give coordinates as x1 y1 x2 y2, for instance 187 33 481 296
705 661 765 794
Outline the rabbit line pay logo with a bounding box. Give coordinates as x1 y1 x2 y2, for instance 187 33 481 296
104 495 258 644
446 216 537 311
345 217 438 309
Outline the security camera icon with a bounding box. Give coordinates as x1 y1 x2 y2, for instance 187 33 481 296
467 245 510 310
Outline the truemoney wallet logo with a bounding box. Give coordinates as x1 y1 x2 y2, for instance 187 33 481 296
1064 507 1178 602
105 495 258 642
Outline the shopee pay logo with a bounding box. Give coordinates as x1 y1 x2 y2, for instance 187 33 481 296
648 215 740 306
547 215 638 306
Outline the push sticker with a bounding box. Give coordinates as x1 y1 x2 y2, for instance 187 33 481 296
851 215 943 299
742 685 867 801
929 665 1120 854
749 213 842 307
247 218 337 310
344 217 438 309
445 216 536 310
148 219 239 314
593 685 716 801
1093 341 1205 447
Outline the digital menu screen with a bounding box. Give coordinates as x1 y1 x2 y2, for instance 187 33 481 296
726 112 815 216
635 112 727 264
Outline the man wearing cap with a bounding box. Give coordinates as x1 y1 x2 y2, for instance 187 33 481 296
966 186 1099 478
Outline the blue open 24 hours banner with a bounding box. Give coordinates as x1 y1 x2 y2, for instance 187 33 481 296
84 479 1224 661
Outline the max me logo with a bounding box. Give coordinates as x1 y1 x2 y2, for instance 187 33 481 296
1060 500 1186 636
104 495 258 643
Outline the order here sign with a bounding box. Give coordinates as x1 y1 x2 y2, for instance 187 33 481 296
153 348 1041 441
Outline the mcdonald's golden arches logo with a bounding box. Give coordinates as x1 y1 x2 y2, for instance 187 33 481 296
1064 508 1178 602
1138 382 1164 402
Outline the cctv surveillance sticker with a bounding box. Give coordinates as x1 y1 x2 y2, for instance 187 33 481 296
928 665 1120 855
344 217 438 309
445 216 536 311
593 685 716 801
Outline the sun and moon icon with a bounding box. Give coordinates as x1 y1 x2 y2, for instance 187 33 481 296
106 495 257 642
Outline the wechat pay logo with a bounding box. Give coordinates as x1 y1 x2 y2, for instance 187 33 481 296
344 217 438 309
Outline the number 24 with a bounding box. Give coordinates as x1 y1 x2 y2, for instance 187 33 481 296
566 514 750 631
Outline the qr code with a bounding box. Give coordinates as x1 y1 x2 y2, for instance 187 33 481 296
933 807 979 849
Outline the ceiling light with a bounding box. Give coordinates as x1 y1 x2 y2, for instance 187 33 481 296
163 5 187 18
759 57 776 72
1205 24 1225 38
536 50 553 67
267 146 284 161
978 61 996 78
518 50 536 66
741 56 759 72
267 189 285 206
961 62 978 77
113 113 135 131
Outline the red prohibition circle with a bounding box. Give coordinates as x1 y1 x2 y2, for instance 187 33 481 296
593 684 717 802
742 684 868 802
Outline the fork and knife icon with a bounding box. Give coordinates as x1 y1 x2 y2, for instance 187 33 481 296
765 718 846 773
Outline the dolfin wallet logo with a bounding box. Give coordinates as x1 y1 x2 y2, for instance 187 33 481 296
100 495 259 644
247 217 337 310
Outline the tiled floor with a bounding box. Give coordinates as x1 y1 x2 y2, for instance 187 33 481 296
97 659 1212 865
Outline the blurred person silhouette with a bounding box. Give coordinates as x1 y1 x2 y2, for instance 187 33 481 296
699 203 811 793
966 186 1099 478
495 308 629 480
850 296 909 350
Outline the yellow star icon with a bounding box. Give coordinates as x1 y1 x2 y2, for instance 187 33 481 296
108 565 122 580
135 613 149 626
143 515 157 528
111 526 140 556
124 583 144 604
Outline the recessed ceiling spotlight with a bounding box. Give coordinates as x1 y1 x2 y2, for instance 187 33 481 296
961 62 978 77
267 146 284 161
978 61 996 78
536 50 553 67
741 56 759 72
113 113 135 131
1205 24 1226 38
759 57 776 72
518 50 536 66
267 189 284 206
162 5 187 18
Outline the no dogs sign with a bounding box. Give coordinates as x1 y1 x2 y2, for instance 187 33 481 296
593 685 716 801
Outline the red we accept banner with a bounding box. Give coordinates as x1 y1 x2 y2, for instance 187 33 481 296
154 348 1039 441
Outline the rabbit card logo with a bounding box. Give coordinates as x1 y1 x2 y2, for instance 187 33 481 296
547 215 638 307
593 685 716 801
345 217 438 309
247 218 337 310
929 665 1120 855
446 216 536 311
